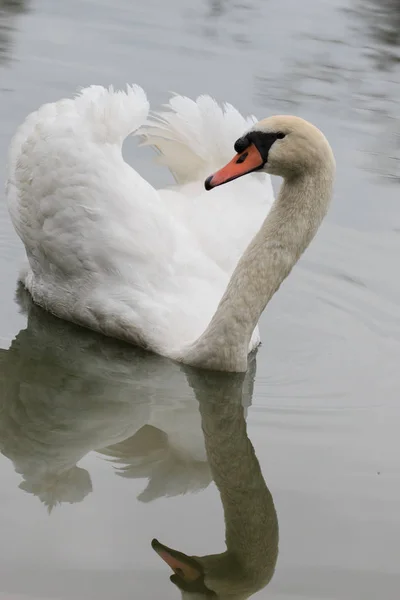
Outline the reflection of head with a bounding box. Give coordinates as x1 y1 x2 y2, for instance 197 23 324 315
152 538 275 600
19 466 92 513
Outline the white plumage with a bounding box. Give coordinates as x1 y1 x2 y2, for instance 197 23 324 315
6 85 274 357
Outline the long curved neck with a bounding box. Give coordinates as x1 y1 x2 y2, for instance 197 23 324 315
187 368 278 595
184 168 334 371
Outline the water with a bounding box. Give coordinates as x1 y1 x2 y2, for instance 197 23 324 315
0 0 399 598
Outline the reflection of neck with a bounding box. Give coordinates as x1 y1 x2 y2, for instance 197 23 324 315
188 368 278 592
184 168 333 372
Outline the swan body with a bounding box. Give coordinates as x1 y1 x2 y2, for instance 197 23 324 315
6 85 335 372
6 86 272 362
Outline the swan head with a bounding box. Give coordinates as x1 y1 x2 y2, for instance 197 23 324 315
205 115 335 188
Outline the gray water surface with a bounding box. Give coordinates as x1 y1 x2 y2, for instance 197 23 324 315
0 1 400 599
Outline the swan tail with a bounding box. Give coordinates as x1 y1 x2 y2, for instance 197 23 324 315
138 94 257 184
6 85 149 230
73 84 149 144
7 85 148 170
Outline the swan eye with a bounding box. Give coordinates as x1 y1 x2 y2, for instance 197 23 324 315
276 132 286 139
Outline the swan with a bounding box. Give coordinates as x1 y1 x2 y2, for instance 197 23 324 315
6 85 335 372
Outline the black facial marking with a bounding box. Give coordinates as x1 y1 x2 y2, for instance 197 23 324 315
246 131 283 164
234 136 250 154
233 131 285 166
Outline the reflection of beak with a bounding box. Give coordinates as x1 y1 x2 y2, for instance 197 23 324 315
205 143 264 190
152 539 183 569
151 539 202 582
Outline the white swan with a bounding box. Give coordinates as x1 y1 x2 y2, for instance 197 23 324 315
6 85 335 372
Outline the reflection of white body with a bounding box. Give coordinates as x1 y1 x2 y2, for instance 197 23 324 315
101 401 211 503
6 86 273 359
0 291 215 510
0 290 252 509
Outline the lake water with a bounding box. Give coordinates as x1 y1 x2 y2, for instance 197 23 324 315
0 0 400 598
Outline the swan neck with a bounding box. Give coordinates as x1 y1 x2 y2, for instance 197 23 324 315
183 168 333 371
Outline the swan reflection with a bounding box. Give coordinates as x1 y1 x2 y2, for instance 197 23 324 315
152 368 278 598
0 286 278 596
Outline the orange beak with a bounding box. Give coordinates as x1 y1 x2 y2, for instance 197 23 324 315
205 143 264 190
